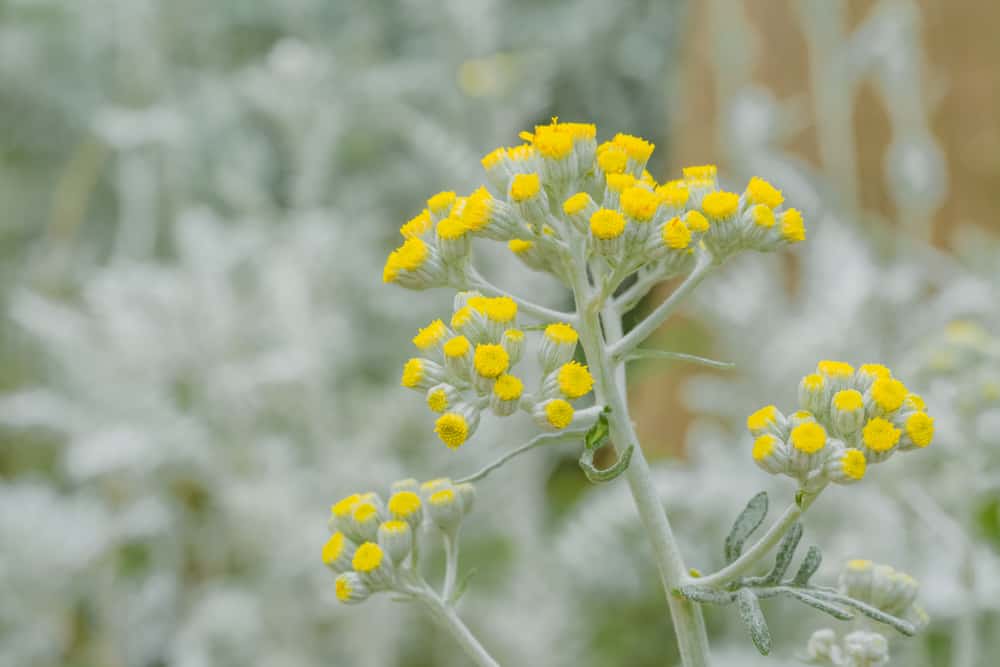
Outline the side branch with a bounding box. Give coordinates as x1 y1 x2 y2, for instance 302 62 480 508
620 348 735 370
466 268 576 324
608 253 715 359
454 428 590 484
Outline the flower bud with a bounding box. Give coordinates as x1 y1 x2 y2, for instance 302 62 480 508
387 490 423 528
502 328 525 366
751 434 790 475
400 358 447 391
589 208 626 256
378 521 413 565
562 192 597 232
823 445 867 485
490 374 524 417
426 383 462 414
798 373 829 417
831 389 865 438
538 323 579 373
349 499 384 542
351 542 394 590
335 572 371 605
746 405 787 439
433 404 480 449
427 488 464 533
442 336 473 381
533 398 575 431
322 532 357 573
542 361 594 400
455 482 476 515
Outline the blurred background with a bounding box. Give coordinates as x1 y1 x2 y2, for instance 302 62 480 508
1 1 998 666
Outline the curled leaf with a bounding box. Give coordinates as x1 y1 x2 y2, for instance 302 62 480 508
725 492 769 564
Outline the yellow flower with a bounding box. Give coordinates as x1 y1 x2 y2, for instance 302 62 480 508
662 217 692 249
493 374 524 401
701 191 740 219
612 133 655 162
557 361 594 398
871 377 907 412
563 192 591 216
412 320 447 350
545 322 578 344
745 177 784 208
508 238 534 254
352 542 384 573
862 417 901 452
781 209 805 242
434 412 470 449
544 399 574 429
400 210 432 238
747 405 779 433
510 173 541 202
473 344 509 378
442 335 471 359
427 191 456 215
833 389 864 412
656 181 690 208
817 360 854 378
621 186 660 222
401 359 424 388
752 434 777 461
905 413 934 448
590 209 627 240
790 422 827 454
840 449 867 480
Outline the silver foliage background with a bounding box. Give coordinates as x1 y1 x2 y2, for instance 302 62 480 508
1 1 997 666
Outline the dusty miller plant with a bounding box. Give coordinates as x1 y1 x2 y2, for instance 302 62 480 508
326 121 934 666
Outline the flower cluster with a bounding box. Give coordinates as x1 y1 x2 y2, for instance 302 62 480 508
402 294 595 448
383 119 806 291
325 478 475 605
747 361 934 491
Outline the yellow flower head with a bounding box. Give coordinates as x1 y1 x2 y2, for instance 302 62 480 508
590 209 627 240
905 413 934 448
750 204 775 228
563 192 591 216
871 377 907 412
597 144 628 174
781 209 806 242
352 542 384 573
683 210 710 233
702 191 740 220
388 491 422 519
434 412 470 449
840 449 867 480
412 320 448 350
833 389 864 412
545 399 575 429
442 335 470 359
332 493 362 518
335 575 354 601
400 210 432 238
383 237 429 283
817 360 854 378
904 393 927 412
747 405 779 432
481 147 505 171
801 373 826 392
859 363 891 380
558 361 594 398
621 186 660 222
461 187 494 231
683 165 718 182
656 181 690 208
483 296 517 323
401 359 424 388
752 434 777 461
745 177 784 209
508 238 534 254
533 126 573 160
545 322 578 344
323 532 346 565
510 173 541 202
473 344 510 378
862 417 901 452
662 216 692 249
429 488 457 506
352 502 377 524
605 173 636 193
612 133 655 162
427 191 456 215
493 374 524 401
790 422 827 454
427 387 449 412
450 307 473 330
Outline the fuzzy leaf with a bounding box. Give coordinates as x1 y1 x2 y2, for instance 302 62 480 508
763 522 803 584
808 589 918 636
737 589 772 655
725 492 769 564
579 444 634 483
585 408 611 451
792 546 823 586
774 587 854 621
677 586 737 605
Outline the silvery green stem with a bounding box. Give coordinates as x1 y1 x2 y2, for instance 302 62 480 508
692 496 816 589
442 531 460 603
608 253 715 360
570 257 711 667
417 587 500 667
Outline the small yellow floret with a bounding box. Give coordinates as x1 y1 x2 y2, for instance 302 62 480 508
461 187 494 231
545 322 578 344
833 389 864 412
388 491 421 518
590 209 627 240
508 239 535 254
507 143 535 161
802 373 826 392
504 328 524 342
427 191 456 214
493 374 524 401
621 186 660 222
413 320 447 350
862 417 901 452
401 359 424 388
558 361 594 398
904 394 926 411
746 405 778 432
905 412 934 448
781 209 806 242
332 494 361 518
562 193 590 216
750 204 775 228
597 145 628 174
442 335 470 358
400 210 432 238
859 363 891 379
450 306 473 330
545 399 575 429
790 422 827 454
841 450 867 480
434 413 470 449
510 173 541 202
745 177 784 209
436 215 467 240
335 576 353 601
702 191 740 219
483 296 517 323
481 147 505 170
473 344 509 378
683 210 709 233
871 377 907 412
605 173 636 193
656 181 690 208
683 165 718 181
352 502 377 523
752 434 777 461
352 542 384 573
662 217 692 249
427 388 449 413
323 532 345 564
430 488 456 506
613 133 655 161
817 360 854 378
533 128 573 160
380 520 408 534
382 237 429 283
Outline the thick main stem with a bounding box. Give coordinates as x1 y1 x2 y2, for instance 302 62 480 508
418 590 500 667
573 270 711 666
